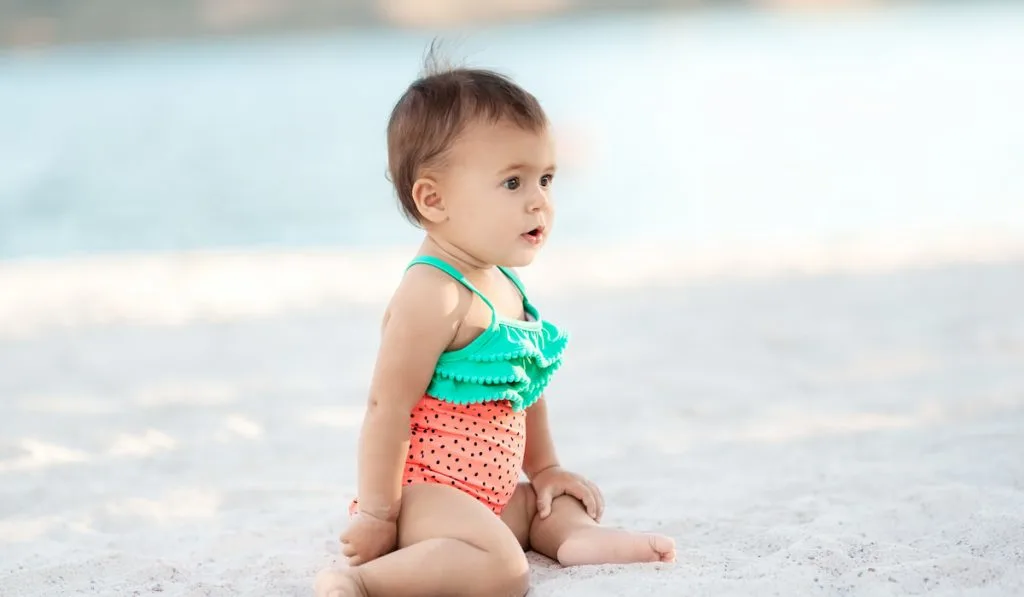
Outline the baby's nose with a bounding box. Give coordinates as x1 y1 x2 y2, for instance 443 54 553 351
528 188 550 211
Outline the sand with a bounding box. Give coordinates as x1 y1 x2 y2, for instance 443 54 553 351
1 246 1023 596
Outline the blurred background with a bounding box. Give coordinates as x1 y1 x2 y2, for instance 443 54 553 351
2 0 1023 334
2 0 1022 263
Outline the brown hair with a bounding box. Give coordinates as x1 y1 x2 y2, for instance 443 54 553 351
386 46 549 224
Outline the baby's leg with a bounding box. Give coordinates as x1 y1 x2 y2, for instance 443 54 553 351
499 482 537 550
501 482 675 566
315 483 529 597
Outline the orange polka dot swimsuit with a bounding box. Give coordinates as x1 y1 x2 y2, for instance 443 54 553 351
352 256 568 517
402 396 526 515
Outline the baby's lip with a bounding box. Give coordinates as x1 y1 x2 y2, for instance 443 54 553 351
520 225 545 244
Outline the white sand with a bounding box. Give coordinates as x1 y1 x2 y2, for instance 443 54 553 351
1 247 1023 596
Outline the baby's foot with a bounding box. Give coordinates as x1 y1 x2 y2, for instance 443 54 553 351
313 567 367 597
556 527 676 566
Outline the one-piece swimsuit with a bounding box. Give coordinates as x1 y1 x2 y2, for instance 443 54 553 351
350 255 569 516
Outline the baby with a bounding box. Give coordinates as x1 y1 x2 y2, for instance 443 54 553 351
315 52 675 597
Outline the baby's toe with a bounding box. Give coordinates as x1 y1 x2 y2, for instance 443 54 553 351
650 535 676 563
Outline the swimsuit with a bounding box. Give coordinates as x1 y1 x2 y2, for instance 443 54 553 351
350 255 568 516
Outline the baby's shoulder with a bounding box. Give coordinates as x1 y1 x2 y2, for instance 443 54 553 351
384 261 473 327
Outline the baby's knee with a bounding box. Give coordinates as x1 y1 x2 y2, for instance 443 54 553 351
487 548 530 597
313 567 364 597
478 534 530 597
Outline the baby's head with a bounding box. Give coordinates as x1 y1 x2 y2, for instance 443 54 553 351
386 60 556 267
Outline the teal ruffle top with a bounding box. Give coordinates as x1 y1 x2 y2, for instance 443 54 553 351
407 256 568 412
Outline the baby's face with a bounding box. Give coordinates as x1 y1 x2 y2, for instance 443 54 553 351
435 118 556 267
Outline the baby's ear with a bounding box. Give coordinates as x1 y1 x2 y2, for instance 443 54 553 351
411 176 446 224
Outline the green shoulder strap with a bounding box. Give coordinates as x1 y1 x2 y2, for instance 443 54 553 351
406 256 497 325
497 266 529 303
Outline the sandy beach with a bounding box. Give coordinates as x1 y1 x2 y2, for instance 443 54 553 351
1 246 1023 596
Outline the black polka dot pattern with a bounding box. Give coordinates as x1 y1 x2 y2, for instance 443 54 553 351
402 395 526 515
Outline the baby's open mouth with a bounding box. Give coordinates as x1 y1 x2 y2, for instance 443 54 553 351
521 226 544 243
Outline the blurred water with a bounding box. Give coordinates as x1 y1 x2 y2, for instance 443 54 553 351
1 4 1022 261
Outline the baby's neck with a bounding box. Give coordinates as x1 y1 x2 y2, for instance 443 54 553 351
421 235 492 273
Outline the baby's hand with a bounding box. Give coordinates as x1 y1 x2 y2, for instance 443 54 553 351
339 511 398 566
531 466 605 522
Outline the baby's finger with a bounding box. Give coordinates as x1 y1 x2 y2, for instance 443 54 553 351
588 481 605 521
569 482 598 519
341 542 358 558
535 485 555 519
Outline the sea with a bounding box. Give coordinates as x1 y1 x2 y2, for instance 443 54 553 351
0 3 1022 262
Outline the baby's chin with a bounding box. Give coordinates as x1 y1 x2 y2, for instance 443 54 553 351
497 251 540 268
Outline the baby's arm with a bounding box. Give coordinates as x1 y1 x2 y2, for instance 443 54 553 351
522 396 560 479
355 266 469 521
522 397 604 521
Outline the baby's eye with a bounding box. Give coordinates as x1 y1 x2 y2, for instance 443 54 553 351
502 177 521 191
540 174 554 187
